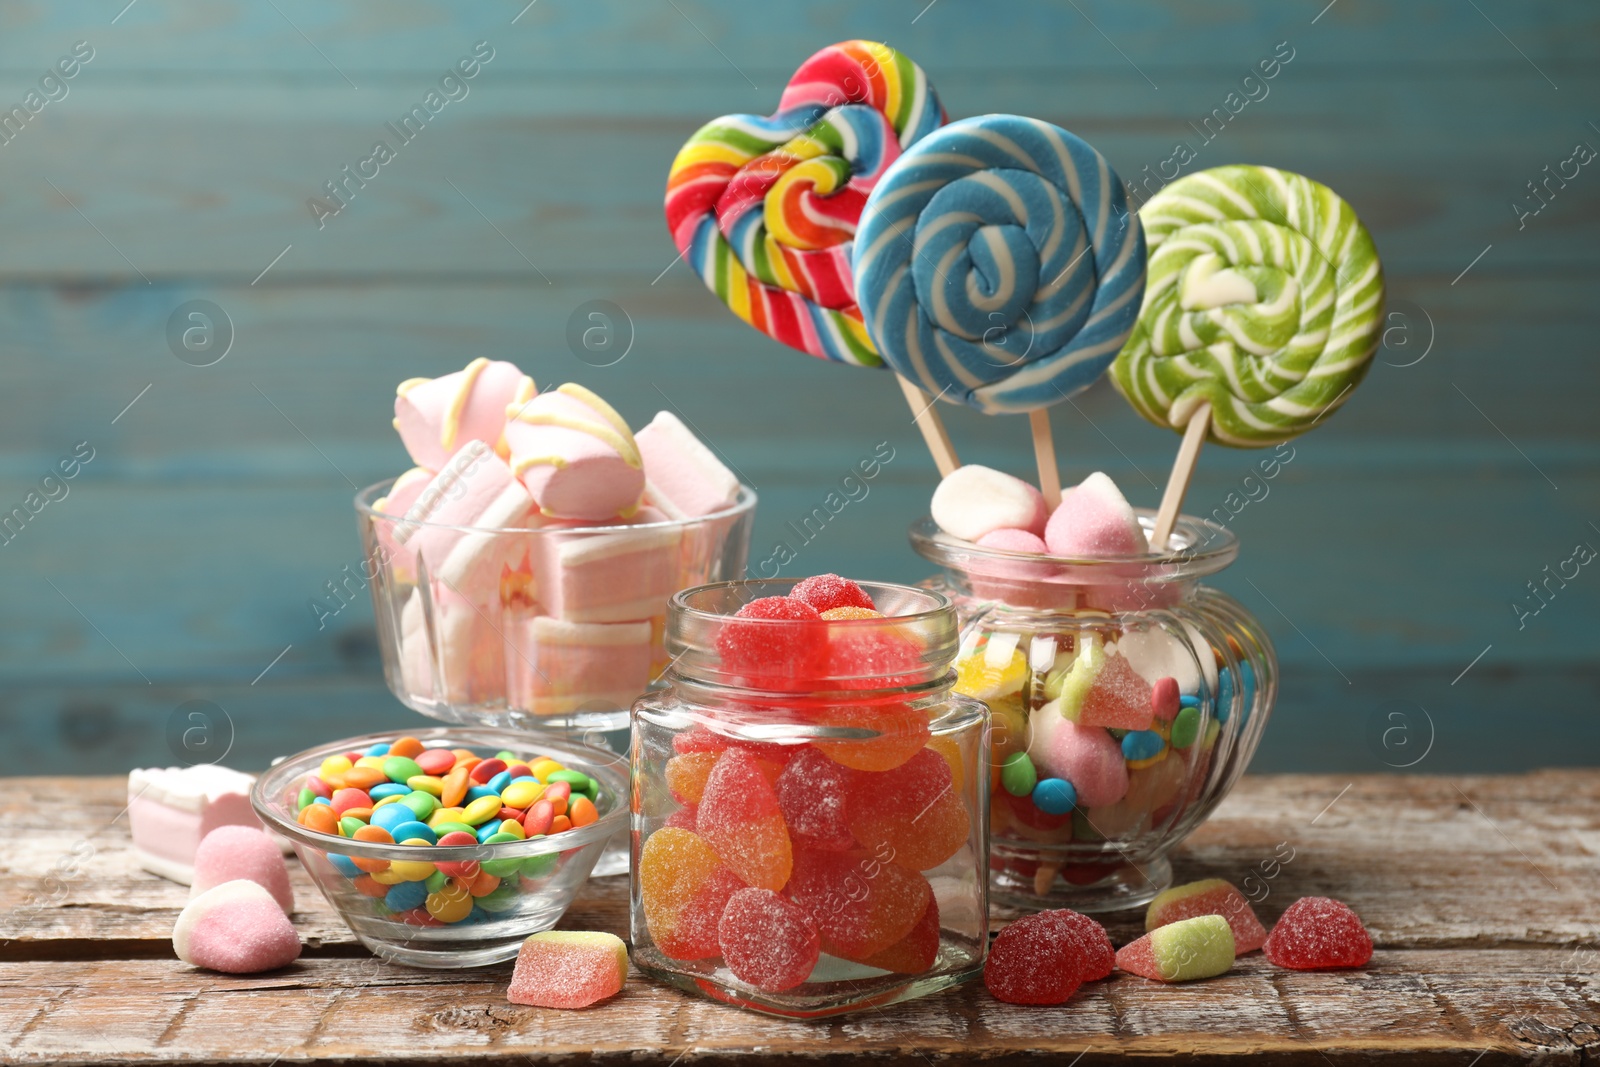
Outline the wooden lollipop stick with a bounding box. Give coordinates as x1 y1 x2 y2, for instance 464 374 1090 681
896 375 960 478
1029 409 1062 510
1151 401 1211 550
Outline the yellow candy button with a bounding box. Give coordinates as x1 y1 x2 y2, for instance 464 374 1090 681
501 780 544 809
528 758 563 783
461 796 503 826
406 775 445 797
370 867 407 885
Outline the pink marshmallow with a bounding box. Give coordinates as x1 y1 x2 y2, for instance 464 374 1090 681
976 528 1048 554
505 383 645 522
371 466 435 577
173 880 301 974
635 410 741 519
190 826 294 914
1044 472 1147 557
398 584 506 708
1044 720 1129 808
393 358 532 470
506 615 654 716
532 522 683 623
128 766 271 885
931 465 1048 542
401 441 534 606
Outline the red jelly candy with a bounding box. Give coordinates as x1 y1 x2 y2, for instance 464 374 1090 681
774 746 858 851
846 747 970 871
715 596 826 681
1078 652 1154 730
811 703 931 772
718 887 821 992
784 848 930 961
858 894 940 974
984 909 1112 1005
790 573 874 614
1263 896 1373 970
697 748 793 891
826 625 925 689
638 827 746 961
664 803 698 831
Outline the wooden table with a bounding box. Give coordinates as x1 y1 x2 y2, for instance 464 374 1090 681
4 773 1597 1065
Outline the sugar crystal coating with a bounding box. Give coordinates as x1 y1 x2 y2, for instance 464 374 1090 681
697 748 793 891
173 880 301 974
775 746 858 851
1146 878 1268 955
983 909 1112 1004
784 848 931 961
811 703 931 772
859 895 941 974
790 573 875 614
507 931 628 1009
716 596 826 681
846 747 969 871
639 826 743 960
1263 896 1372 970
718 887 821 992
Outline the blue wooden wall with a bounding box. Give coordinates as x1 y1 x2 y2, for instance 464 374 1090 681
0 1 1595 776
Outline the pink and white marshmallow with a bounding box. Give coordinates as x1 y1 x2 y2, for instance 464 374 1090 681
931 465 1048 543
128 765 274 884
506 616 654 716
505 383 645 522
1044 472 1148 557
190 826 294 914
393 357 533 470
635 410 741 519
401 440 533 605
531 522 683 623
173 880 301 974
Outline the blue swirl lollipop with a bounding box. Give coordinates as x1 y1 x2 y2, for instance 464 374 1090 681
853 115 1146 415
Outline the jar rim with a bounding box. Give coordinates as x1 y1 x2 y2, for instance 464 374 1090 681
907 509 1239 582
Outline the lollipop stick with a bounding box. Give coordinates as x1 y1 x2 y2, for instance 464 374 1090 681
1028 409 1062 510
895 375 960 477
1151 401 1211 550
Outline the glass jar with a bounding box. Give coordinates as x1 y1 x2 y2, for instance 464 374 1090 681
630 579 989 1017
910 512 1276 913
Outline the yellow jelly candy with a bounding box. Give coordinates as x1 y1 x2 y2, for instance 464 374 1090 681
954 641 1028 700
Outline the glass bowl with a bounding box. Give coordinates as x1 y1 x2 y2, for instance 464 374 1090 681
254 727 627 968
353 481 757 735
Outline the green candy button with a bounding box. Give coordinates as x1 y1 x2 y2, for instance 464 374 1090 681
1000 752 1038 797
383 756 425 785
1170 706 1201 749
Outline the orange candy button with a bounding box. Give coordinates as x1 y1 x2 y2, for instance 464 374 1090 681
342 766 388 791
568 795 598 828
550 815 572 835
352 874 389 898
388 736 425 759
299 803 338 835
441 766 470 808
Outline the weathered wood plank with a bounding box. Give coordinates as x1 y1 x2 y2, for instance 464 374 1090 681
5 773 1597 953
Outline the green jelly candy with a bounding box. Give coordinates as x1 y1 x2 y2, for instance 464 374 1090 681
521 852 558 879
297 787 315 812
424 869 448 893
1000 752 1038 797
337 816 366 837
1170 706 1201 749
475 885 519 913
400 790 437 821
383 756 425 785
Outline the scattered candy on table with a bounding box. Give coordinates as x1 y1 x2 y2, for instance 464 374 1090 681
1146 878 1267 955
291 736 604 927
172 880 302 975
127 764 282 885
190 826 295 915
1262 896 1373 970
984 909 1114 1005
1116 913 1237 983
506 931 629 1009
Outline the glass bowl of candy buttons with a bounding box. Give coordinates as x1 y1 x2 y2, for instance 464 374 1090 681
254 727 627 968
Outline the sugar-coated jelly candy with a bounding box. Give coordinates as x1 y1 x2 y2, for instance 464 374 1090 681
1116 914 1235 982
507 931 628 1009
858 894 939 974
784 848 931 961
715 596 826 680
697 749 793 891
774 746 857 851
846 747 969 872
984 909 1110 1005
789 573 874 614
638 827 746 961
1146 878 1267 954
1262 896 1372 970
1078 652 1154 730
811 703 930 772
718 887 821 992
819 606 882 620
825 623 924 689
664 751 719 804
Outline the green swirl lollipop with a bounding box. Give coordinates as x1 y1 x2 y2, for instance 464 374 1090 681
1109 165 1384 545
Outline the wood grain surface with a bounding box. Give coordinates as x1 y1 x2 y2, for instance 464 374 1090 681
0 1 1597 775
3 772 1597 1064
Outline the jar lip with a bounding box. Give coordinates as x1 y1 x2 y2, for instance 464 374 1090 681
354 477 758 536
907 510 1239 579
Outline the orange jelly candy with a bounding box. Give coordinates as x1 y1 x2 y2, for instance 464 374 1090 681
846 747 970 872
639 826 745 961
697 749 793 891
664 751 719 804
811 703 931 772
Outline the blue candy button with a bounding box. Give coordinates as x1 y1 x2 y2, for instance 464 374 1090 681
1033 777 1077 815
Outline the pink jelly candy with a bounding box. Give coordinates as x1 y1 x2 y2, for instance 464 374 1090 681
1146 878 1268 955
1078 652 1154 730
775 746 858 851
785 848 931 961
718 887 821 992
983 909 1112 1004
507 931 628 1009
697 748 793 891
846 747 969 872
1263 896 1373 970
789 573 874 614
715 596 826 681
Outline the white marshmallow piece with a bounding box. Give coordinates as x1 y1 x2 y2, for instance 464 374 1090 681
128 765 272 885
930 464 1048 543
